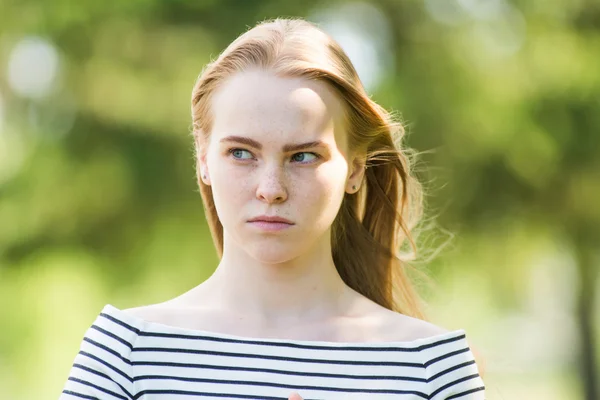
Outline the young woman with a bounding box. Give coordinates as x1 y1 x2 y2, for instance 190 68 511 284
60 18 485 400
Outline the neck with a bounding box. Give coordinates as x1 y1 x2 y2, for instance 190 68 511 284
200 231 352 326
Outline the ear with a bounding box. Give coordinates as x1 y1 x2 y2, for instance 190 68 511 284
345 152 366 194
194 134 211 186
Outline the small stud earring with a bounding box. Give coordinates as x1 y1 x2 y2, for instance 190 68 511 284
352 185 356 190
203 174 206 179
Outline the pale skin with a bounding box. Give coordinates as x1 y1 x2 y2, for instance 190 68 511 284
125 68 447 398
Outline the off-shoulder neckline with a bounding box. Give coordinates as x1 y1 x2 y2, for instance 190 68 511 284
102 304 466 348
101 303 466 348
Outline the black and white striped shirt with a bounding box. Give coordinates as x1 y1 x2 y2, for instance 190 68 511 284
60 304 485 400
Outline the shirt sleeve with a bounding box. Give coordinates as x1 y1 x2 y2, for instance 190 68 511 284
424 332 486 400
59 308 137 400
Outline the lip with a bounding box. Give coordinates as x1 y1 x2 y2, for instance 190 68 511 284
247 215 295 232
248 215 294 224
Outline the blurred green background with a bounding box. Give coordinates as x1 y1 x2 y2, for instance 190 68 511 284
0 0 598 399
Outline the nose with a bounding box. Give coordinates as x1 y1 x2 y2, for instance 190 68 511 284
256 164 288 204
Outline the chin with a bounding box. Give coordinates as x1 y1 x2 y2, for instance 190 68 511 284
246 243 305 265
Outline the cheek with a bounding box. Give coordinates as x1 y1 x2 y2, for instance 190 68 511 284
296 162 347 214
214 165 248 193
207 161 251 219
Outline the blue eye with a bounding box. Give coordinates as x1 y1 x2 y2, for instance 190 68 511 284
291 152 318 163
230 149 253 160
228 149 319 163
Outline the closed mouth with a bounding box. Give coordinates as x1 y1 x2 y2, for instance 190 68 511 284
248 216 294 224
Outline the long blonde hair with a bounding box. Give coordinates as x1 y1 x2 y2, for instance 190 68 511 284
191 18 427 320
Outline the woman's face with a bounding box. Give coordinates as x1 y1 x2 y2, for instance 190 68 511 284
198 69 361 263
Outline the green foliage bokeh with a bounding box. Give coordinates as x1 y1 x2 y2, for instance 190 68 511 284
0 1 598 399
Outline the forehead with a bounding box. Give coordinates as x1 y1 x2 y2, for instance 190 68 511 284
209 69 347 148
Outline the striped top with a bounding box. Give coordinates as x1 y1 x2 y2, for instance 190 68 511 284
60 304 485 400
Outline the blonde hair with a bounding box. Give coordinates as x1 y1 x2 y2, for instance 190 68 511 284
191 18 427 319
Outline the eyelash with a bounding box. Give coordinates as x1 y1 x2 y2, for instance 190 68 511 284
227 148 320 164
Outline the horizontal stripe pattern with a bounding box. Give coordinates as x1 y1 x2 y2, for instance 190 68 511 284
60 304 485 400
422 334 485 400
60 308 137 400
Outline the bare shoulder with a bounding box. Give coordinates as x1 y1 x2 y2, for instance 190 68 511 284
121 301 180 325
120 299 226 332
389 311 449 341
370 304 450 342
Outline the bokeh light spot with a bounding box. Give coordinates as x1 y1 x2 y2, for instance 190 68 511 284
7 36 60 99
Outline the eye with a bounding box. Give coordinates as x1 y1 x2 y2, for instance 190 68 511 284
229 148 254 160
291 152 319 163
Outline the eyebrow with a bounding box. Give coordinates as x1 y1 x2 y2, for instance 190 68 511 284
219 135 329 152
